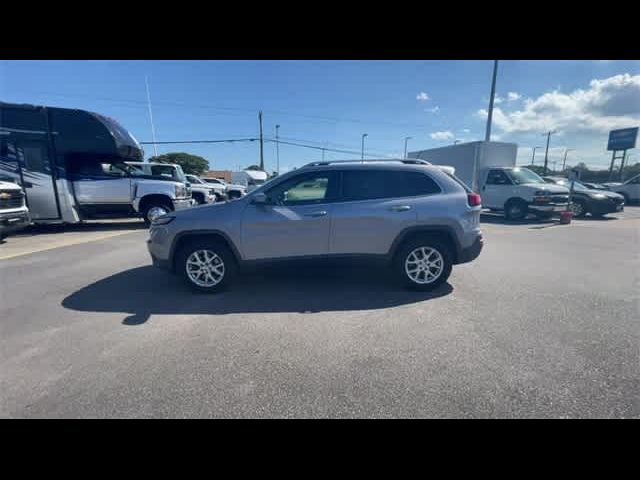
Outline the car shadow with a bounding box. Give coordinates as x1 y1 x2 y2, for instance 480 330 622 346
22 220 146 236
62 265 453 325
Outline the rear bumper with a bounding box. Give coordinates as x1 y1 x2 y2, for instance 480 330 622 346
457 235 483 264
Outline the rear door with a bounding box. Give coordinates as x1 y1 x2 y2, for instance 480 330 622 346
481 169 514 209
328 170 442 255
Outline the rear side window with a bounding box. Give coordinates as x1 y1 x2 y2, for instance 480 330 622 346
341 170 441 201
445 172 473 193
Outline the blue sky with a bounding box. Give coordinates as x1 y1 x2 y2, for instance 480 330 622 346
1 60 639 172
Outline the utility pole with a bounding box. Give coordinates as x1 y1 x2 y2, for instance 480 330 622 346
258 111 265 171
361 133 368 161
542 130 557 175
275 124 280 175
562 148 574 171
485 60 499 142
531 146 542 165
403 136 412 158
145 76 158 157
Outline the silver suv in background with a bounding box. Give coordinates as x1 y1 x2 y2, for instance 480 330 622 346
147 160 483 292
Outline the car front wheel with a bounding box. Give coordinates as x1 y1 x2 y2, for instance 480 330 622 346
176 240 236 293
394 238 452 291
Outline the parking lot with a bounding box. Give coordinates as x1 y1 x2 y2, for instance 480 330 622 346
1 208 639 418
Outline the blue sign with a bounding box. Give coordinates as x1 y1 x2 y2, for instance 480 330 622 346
607 127 638 151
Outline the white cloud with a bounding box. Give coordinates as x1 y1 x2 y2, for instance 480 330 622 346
507 92 522 101
462 128 471 133
425 106 440 113
475 74 640 134
493 96 504 104
430 131 454 141
416 91 430 101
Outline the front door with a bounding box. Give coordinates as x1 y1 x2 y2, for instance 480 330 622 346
482 169 514 209
240 172 338 260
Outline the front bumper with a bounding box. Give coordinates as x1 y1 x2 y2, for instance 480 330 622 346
528 204 568 213
0 210 31 236
589 199 624 215
173 198 193 210
457 235 483 264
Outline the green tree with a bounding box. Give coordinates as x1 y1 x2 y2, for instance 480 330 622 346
148 152 209 175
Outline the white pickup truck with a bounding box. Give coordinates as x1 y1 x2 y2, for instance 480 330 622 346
410 141 570 220
0 180 30 240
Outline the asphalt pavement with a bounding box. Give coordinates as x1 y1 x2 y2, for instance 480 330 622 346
1 209 638 418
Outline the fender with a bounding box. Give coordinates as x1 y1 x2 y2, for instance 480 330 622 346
169 229 243 271
387 225 462 263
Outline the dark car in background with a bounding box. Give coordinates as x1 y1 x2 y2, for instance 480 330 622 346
581 182 608 191
543 176 625 217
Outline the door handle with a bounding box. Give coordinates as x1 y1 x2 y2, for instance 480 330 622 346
390 205 411 212
305 211 327 217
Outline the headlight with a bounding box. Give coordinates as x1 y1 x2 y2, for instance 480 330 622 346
151 215 175 226
590 193 607 199
175 184 186 198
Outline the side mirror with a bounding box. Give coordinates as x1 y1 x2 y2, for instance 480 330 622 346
251 192 269 205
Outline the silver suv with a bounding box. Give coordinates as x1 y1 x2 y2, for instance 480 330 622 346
147 160 483 292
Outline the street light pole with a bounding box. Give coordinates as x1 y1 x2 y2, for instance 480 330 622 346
531 146 542 165
542 130 557 175
485 60 499 142
275 125 280 175
403 136 412 158
361 133 368 161
562 148 574 171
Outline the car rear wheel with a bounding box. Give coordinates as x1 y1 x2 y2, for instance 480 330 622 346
176 240 236 293
394 238 452 291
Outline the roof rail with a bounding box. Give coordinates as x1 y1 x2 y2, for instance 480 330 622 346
301 158 431 168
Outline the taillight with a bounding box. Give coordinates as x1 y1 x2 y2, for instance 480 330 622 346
467 192 482 207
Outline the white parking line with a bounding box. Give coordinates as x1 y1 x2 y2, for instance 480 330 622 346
0 230 141 261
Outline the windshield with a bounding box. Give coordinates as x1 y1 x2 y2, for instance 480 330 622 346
186 175 204 184
507 168 545 185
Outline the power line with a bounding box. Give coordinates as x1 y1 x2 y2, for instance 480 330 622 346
139 138 259 145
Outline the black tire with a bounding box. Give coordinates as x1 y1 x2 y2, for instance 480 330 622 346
569 199 587 218
192 192 205 205
141 200 173 227
214 193 223 203
504 199 528 221
227 191 241 200
393 237 453 291
176 239 237 293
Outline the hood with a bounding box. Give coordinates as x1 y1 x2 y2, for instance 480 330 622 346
584 189 624 199
0 180 23 191
522 183 569 194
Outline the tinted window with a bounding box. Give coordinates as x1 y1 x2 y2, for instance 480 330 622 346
266 173 336 205
341 170 440 201
0 106 47 132
486 170 510 185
